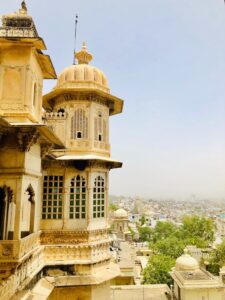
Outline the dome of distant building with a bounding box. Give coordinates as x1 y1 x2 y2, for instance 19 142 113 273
175 249 199 271
114 208 128 219
56 42 109 93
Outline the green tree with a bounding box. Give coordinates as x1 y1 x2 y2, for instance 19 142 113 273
207 240 225 275
138 226 152 242
140 215 146 226
151 221 177 243
180 215 215 248
128 226 135 240
109 203 118 212
142 216 216 286
142 254 175 286
152 236 186 259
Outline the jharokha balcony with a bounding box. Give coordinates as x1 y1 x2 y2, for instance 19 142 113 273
0 231 40 262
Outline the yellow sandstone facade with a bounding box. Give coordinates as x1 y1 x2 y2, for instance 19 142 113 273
0 2 123 299
1 3 225 300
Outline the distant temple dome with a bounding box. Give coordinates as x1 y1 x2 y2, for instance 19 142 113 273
56 42 109 93
175 249 199 271
114 208 128 219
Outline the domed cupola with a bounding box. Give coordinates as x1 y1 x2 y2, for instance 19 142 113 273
175 249 199 272
114 208 128 219
56 43 109 93
44 43 123 116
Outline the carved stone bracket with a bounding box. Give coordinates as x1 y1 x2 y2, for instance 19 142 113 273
41 143 53 158
17 128 40 152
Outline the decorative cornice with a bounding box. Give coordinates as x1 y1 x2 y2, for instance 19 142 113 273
52 92 109 109
42 159 111 170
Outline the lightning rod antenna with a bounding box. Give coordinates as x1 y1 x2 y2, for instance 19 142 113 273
73 14 78 65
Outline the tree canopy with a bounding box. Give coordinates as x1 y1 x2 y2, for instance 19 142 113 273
207 240 225 275
181 215 215 248
142 215 215 285
142 254 175 286
109 203 118 212
139 226 152 242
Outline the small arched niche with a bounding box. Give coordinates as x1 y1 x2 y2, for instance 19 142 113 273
0 186 14 240
21 184 35 238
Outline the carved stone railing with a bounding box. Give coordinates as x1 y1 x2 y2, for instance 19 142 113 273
18 231 40 258
43 112 67 120
44 243 111 264
0 231 40 261
0 27 36 38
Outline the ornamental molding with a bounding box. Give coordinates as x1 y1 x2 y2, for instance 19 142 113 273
41 228 108 235
42 159 110 170
1 245 13 257
52 93 109 109
40 229 109 245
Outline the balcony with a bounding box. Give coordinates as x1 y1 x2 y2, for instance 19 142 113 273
43 111 67 120
0 231 40 261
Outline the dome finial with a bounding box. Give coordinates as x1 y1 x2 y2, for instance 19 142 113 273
19 1 28 15
184 248 188 255
75 42 93 64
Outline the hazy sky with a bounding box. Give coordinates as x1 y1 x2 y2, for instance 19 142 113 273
2 0 225 199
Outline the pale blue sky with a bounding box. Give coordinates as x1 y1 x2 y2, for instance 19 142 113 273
2 0 225 199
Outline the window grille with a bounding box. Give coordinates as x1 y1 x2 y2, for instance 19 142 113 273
93 176 105 218
71 109 88 139
94 112 107 143
69 175 86 219
42 176 63 219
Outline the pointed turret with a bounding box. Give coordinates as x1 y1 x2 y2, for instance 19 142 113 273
0 2 56 123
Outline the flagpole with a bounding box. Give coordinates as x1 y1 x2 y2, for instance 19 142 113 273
73 14 78 65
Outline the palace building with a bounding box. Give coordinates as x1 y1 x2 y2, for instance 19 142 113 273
1 3 225 300
0 2 123 299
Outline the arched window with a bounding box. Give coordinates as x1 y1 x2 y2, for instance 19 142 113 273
71 109 88 139
69 175 86 219
93 176 105 218
42 176 63 220
0 186 14 240
94 112 107 142
21 184 35 238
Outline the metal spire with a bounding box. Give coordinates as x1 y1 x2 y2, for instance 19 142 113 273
73 14 78 65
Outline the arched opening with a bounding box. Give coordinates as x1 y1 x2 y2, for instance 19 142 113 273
27 184 35 234
0 186 14 240
21 184 35 238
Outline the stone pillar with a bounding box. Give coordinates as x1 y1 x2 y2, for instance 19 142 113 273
13 178 23 240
